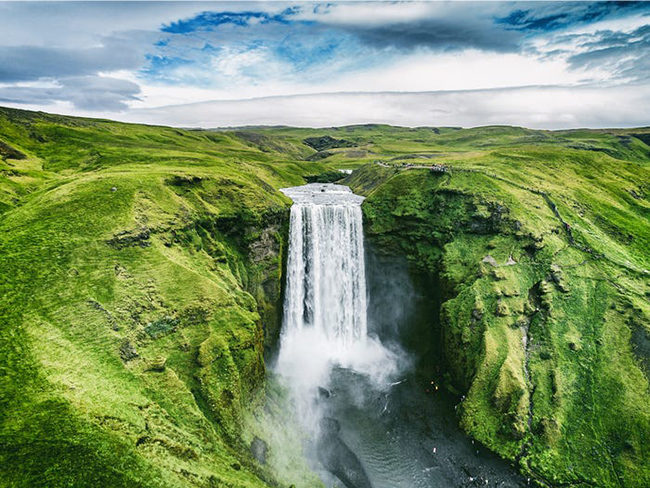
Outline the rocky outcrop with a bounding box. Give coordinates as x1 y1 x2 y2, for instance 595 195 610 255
0 139 26 160
303 135 356 151
317 418 372 488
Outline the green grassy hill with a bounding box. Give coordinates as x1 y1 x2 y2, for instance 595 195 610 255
341 133 650 486
0 106 648 487
0 107 326 487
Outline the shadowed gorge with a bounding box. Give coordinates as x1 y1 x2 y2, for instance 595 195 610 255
0 106 649 487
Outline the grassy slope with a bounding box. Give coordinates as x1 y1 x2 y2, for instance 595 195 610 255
1 108 649 487
335 129 650 486
0 107 325 487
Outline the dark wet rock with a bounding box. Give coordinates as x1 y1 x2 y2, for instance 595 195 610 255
462 464 478 478
318 387 331 399
250 436 268 464
317 417 372 488
249 225 280 263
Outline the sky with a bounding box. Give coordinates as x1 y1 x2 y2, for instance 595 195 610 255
0 1 648 128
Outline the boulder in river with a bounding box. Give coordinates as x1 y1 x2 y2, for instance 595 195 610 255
317 418 372 488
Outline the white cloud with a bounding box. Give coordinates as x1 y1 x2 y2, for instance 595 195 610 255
120 84 650 129
0 1 647 128
298 2 451 27
124 48 592 108
0 2 210 47
324 50 588 93
562 12 650 37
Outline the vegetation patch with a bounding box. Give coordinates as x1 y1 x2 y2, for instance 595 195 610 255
303 135 356 151
144 316 179 339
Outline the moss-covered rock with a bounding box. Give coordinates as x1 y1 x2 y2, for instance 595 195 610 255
348 154 650 486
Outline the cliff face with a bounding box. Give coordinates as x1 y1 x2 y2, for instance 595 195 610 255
348 160 650 486
0 108 320 487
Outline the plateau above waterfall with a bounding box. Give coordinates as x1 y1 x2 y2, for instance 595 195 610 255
280 183 365 206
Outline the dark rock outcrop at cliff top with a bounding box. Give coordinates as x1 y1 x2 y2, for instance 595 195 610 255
303 135 356 151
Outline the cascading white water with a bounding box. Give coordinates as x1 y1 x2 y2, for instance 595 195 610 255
282 184 367 348
276 184 398 437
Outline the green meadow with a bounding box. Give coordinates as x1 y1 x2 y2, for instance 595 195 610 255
1 106 648 487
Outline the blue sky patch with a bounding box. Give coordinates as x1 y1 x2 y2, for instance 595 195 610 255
162 9 297 34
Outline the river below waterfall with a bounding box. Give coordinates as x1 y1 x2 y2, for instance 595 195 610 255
275 183 526 488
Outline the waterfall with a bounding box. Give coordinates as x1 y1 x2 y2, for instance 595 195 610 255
275 183 401 488
282 184 368 348
277 183 397 439
273 184 521 488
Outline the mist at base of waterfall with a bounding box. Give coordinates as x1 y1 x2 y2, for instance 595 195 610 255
275 326 405 433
